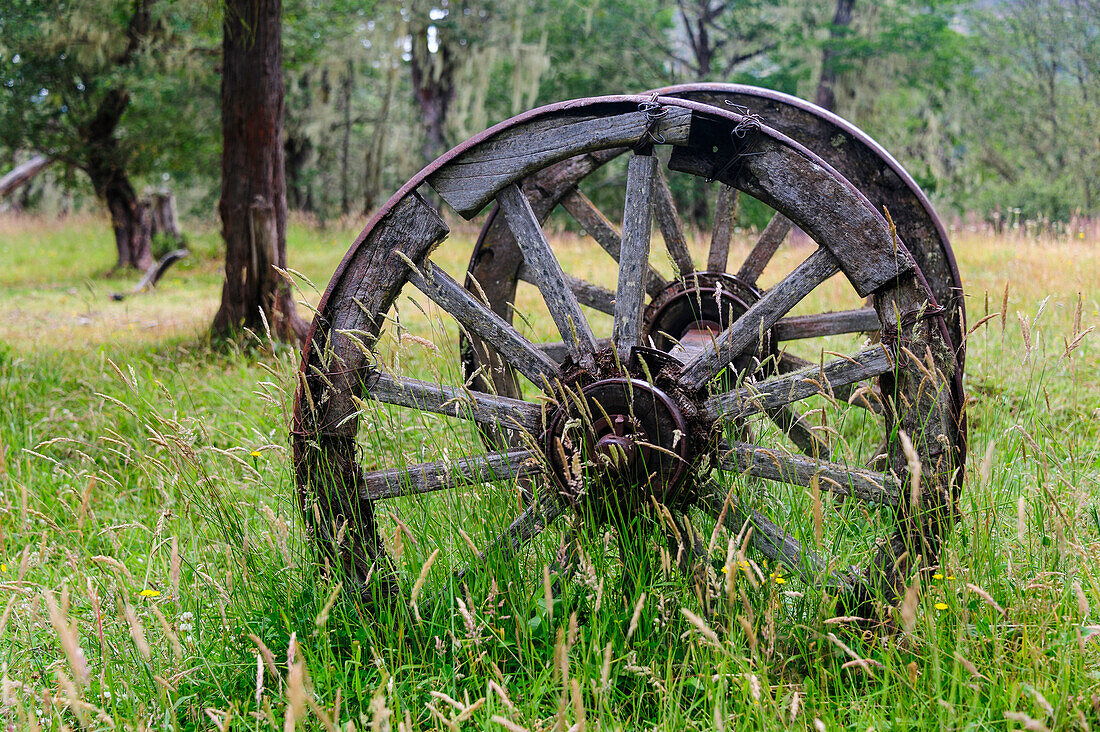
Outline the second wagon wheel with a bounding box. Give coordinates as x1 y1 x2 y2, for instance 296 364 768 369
293 95 965 622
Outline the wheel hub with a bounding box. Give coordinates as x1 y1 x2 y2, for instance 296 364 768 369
643 272 773 368
547 373 691 512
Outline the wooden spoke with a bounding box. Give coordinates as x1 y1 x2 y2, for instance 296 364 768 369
517 265 615 315
697 480 829 583
707 185 737 273
559 188 621 256
456 492 565 578
706 344 895 420
773 308 880 341
498 183 599 370
719 442 901 506
774 352 885 416
766 404 830 460
405 261 559 388
737 213 792 286
362 449 542 501
614 153 657 361
679 247 841 392
652 165 695 277
367 372 542 434
558 188 667 297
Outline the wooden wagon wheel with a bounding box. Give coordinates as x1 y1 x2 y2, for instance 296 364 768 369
293 95 965 621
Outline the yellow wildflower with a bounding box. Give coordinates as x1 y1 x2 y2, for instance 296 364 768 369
0 563 6 573
139 589 161 598
721 566 728 574
946 574 956 580
932 573 944 580
934 602 948 611
775 577 786 585
250 451 263 458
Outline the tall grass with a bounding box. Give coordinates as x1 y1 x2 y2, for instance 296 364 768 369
0 216 1096 730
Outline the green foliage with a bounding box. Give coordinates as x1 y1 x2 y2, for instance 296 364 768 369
0 219 1097 728
0 0 220 200
3 0 1098 223
950 0 1100 221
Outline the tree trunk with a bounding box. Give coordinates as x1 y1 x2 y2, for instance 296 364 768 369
84 88 154 271
104 182 153 271
363 63 396 215
212 0 308 344
285 71 313 212
88 163 153 271
410 21 456 162
340 59 353 215
815 0 856 112
150 192 183 247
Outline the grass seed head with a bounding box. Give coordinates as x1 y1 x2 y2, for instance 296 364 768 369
45 590 88 687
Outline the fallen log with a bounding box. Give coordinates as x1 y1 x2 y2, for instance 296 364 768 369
110 248 189 301
0 155 51 199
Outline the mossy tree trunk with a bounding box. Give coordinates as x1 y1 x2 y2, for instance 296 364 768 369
212 0 308 344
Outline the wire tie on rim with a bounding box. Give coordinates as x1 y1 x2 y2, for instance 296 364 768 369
636 93 668 150
708 101 765 182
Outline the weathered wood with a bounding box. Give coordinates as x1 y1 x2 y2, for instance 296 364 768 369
707 185 737 273
367 372 543 433
776 351 814 373
766 404 830 459
558 188 666 297
652 165 695 277
517 265 615 315
497 183 599 370
859 270 961 602
775 351 885 415
304 192 450 437
362 449 542 501
737 213 791 285
679 247 841 392
0 155 51 199
698 480 828 583
772 307 880 341
669 128 916 295
720 441 900 506
559 188 621 255
295 192 451 607
706 344 895 420
429 105 693 217
405 260 561 388
614 153 657 361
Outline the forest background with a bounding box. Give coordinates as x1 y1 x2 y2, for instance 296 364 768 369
2 0 1098 235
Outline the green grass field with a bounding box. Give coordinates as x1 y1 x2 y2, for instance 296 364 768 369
1 212 1098 730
